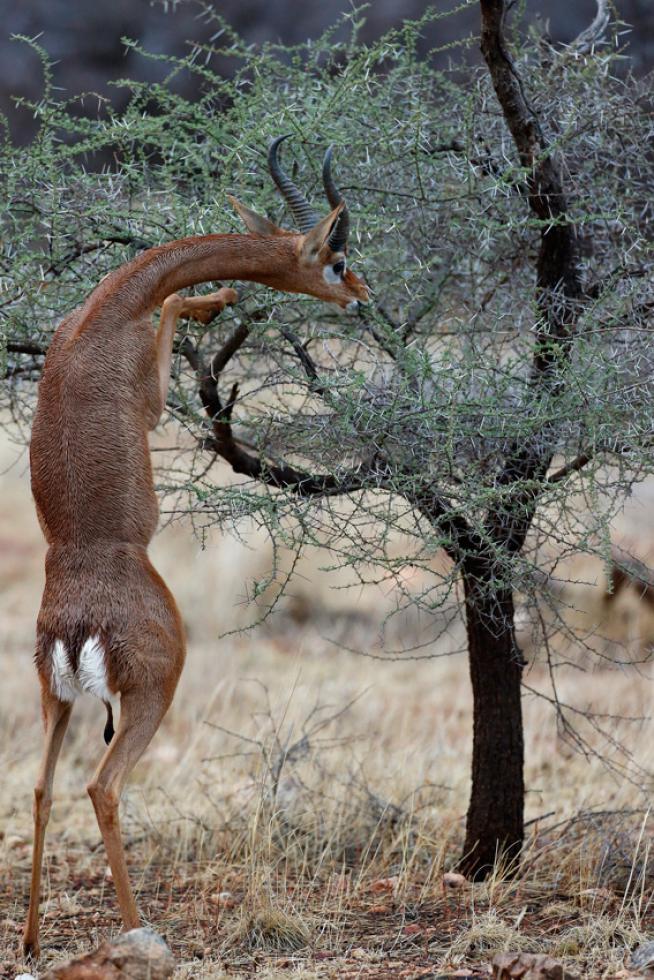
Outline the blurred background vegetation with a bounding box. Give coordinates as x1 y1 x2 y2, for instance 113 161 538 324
2 0 653 148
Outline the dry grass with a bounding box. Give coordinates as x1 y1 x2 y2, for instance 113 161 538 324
2 428 654 979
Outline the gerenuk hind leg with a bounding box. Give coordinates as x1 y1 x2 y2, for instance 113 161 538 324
86 688 172 930
23 690 73 959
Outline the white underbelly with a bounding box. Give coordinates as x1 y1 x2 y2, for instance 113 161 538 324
50 635 115 703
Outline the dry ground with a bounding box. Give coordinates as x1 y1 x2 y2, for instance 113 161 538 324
2 427 654 979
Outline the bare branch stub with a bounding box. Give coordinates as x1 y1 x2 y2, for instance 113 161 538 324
279 326 329 397
6 341 48 356
4 342 48 382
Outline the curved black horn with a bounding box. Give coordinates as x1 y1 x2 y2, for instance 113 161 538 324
267 135 318 233
322 144 349 253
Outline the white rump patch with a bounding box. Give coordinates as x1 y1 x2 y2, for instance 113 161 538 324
50 639 78 702
78 636 113 700
50 635 114 703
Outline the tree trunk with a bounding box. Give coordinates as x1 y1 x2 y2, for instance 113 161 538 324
459 570 524 879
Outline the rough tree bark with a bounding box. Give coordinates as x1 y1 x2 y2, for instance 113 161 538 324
460 566 525 877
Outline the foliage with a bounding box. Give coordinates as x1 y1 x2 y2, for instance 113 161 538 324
2 7 652 643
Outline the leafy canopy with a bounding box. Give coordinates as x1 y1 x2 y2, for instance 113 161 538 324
1 5 653 645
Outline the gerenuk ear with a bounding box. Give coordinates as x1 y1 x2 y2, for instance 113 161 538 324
227 195 284 237
298 203 344 262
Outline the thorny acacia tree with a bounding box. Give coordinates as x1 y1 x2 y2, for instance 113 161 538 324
2 1 653 876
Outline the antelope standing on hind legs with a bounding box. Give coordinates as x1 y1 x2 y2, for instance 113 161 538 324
23 135 368 958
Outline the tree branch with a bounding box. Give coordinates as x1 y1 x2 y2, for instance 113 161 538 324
182 322 479 560
208 321 250 376
546 451 593 484
44 234 153 278
5 341 47 356
479 0 585 554
606 546 654 607
180 331 370 498
279 327 329 397
569 0 610 55
409 480 487 564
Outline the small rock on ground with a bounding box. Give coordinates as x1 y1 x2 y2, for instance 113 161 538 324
42 928 174 980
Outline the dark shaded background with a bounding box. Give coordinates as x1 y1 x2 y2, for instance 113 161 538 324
1 0 652 145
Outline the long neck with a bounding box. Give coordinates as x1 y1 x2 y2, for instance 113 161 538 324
81 234 296 323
